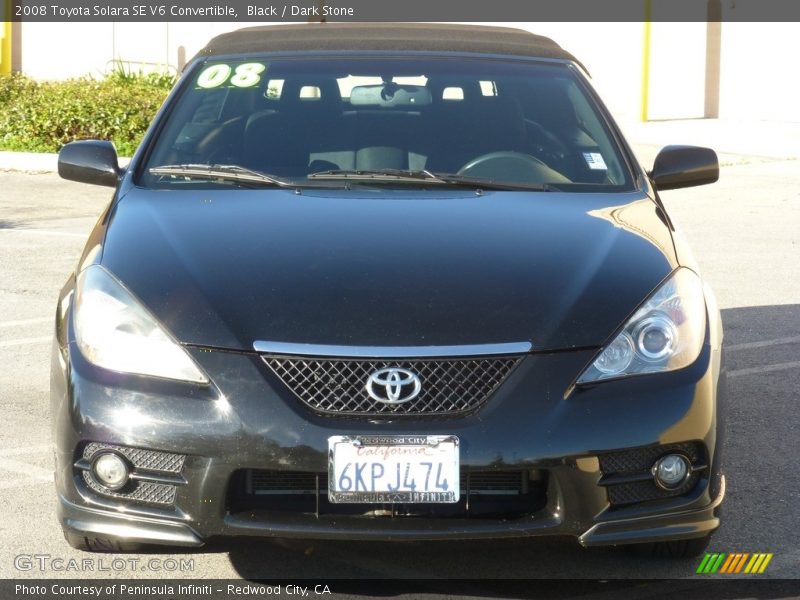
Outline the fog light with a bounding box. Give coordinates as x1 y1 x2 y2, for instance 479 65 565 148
652 453 690 490
92 452 129 490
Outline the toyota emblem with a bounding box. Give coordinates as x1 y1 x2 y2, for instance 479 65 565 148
365 367 422 404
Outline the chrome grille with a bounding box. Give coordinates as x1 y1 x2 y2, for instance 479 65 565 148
262 355 522 415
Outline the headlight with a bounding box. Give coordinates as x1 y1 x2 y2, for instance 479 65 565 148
73 265 209 384
576 268 706 384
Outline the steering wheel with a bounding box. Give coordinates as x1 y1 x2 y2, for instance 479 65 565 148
458 151 570 184
526 121 570 165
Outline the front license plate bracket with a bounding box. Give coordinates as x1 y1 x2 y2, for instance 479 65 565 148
328 435 460 504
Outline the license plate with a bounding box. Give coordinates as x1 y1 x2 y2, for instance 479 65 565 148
328 435 460 503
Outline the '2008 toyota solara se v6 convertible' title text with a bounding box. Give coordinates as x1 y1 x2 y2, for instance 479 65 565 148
52 24 725 557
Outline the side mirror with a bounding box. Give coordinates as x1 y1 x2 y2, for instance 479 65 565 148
58 140 122 187
650 145 719 191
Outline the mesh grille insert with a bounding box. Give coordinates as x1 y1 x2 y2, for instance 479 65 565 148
82 472 177 505
79 442 185 506
83 442 185 473
599 442 706 506
262 355 522 416
599 443 702 475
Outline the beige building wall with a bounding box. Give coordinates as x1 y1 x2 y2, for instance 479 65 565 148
645 22 707 120
718 22 800 122
17 22 247 78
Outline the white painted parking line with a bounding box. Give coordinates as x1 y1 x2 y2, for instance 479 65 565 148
0 445 51 457
0 317 51 328
0 476 53 490
728 360 800 378
0 447 54 491
0 457 53 480
727 335 800 351
0 478 52 491
0 228 85 238
0 336 51 348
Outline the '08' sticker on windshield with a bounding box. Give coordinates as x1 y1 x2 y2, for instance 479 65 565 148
196 63 267 89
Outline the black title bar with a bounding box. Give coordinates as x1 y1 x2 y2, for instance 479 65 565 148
7 0 800 23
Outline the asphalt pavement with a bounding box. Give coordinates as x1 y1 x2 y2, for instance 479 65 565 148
0 130 798 586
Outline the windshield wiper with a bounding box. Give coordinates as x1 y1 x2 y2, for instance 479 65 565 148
149 164 297 188
307 168 558 191
431 172 560 192
150 165 559 192
308 169 448 184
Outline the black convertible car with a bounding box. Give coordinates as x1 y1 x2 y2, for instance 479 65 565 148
52 23 725 556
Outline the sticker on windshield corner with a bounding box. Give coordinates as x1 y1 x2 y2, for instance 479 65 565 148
583 152 608 170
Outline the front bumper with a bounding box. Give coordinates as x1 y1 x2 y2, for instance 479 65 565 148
51 320 726 547
58 474 724 546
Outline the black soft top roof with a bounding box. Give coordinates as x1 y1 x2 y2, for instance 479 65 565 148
197 23 579 65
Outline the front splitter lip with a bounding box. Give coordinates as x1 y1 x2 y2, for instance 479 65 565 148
579 475 725 547
58 477 724 546
58 495 204 547
221 510 564 541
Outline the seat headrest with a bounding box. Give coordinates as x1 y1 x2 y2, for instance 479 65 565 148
426 77 483 102
277 78 342 118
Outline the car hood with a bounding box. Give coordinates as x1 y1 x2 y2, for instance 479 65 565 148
99 187 677 352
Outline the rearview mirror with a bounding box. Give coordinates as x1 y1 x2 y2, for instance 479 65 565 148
58 140 122 187
350 83 432 107
650 145 718 191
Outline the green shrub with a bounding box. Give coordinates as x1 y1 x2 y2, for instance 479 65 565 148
0 69 176 156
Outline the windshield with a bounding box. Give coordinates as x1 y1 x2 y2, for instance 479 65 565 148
141 56 633 191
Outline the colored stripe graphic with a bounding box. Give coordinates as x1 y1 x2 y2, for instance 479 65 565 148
710 553 726 573
758 554 773 573
734 553 749 573
704 553 720 573
697 553 712 574
744 554 759 573
720 554 736 573
751 554 767 573
697 552 772 574
703 553 719 573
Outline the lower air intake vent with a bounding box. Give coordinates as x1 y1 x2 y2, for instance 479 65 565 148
245 468 535 495
231 468 547 519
